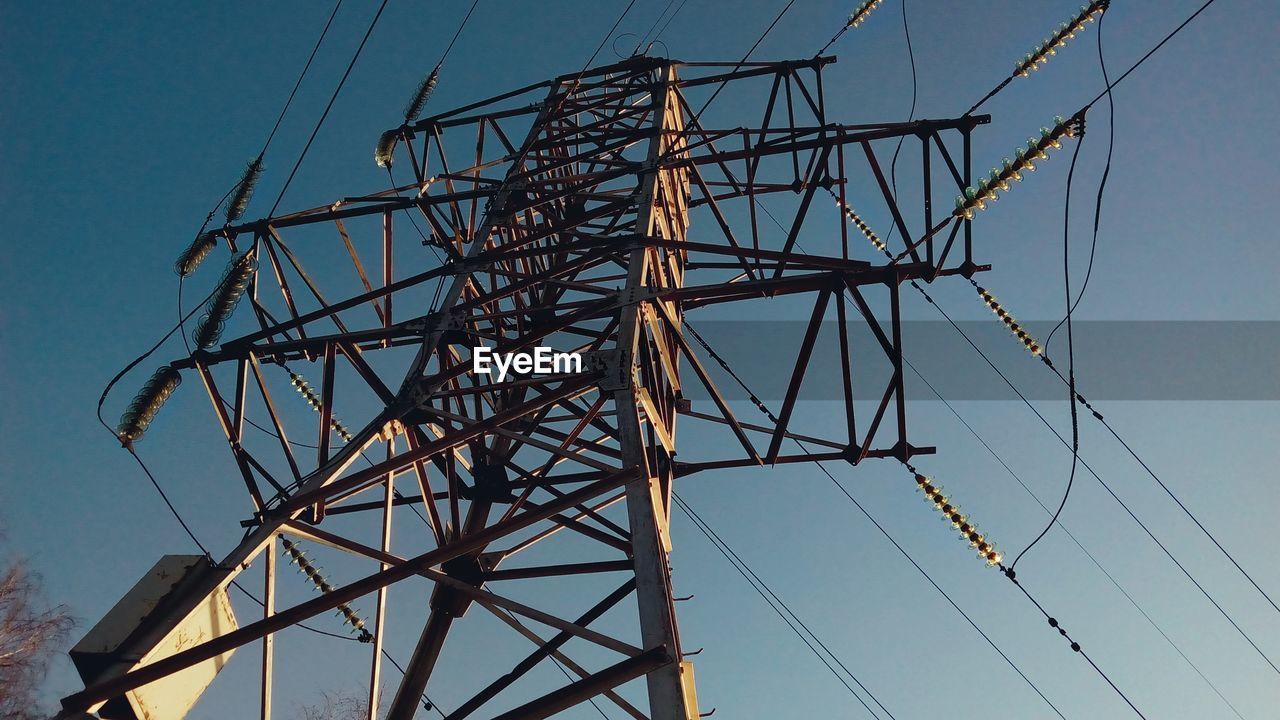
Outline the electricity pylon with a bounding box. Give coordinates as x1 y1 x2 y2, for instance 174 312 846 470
64 56 988 720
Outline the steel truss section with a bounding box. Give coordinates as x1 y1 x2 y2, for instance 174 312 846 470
64 55 989 720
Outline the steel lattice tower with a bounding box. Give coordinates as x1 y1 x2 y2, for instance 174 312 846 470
63 56 989 720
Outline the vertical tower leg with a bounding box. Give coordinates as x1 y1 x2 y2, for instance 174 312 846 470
613 62 697 720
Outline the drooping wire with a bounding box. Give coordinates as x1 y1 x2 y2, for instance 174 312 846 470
269 0 393 217
97 278 228 444
631 0 678 56
916 283 1280 677
953 0 1280 626
833 174 1252 713
900 353 1247 719
882 0 916 248
126 447 212 557
682 318 1068 719
122 447 396 649
1082 0 1220 112
673 493 896 719
1010 133 1086 570
1045 9 1113 355
126 442 445 714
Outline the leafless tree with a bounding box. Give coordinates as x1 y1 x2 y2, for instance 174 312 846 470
294 690 381 720
0 542 73 720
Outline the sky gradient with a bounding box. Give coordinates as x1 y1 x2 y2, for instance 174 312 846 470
3 1 1279 718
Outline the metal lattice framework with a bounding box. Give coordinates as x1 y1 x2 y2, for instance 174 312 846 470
64 56 991 720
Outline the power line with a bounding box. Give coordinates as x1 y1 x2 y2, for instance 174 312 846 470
1009 131 1087 570
1083 0 1220 111
998 565 1149 718
900 354 1248 719
914 284 1280 677
673 493 895 719
438 0 482 68
832 162 1247 711
631 0 678 56
682 318 1068 719
926 0 1280 666
269 0 392 216
261 0 345 158
646 0 691 54
689 0 798 123
1045 10 1114 354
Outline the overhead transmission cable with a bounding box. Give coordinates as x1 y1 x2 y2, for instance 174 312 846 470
897 354 1247 718
901 456 1147 718
944 0 1280 634
175 0 343 353
689 0 798 124
915 281 1280 677
673 492 896 719
269 0 392 216
1008 132 1086 570
835 185 1257 705
645 0 691 54
1044 8 1113 356
966 1 1109 117
630 0 678 56
680 321 1069 719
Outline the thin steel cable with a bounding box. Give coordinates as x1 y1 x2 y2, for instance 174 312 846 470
901 355 1247 719
682 318 1068 719
385 166 445 266
438 0 482 68
261 0 345 157
126 447 213 558
673 493 891 719
1011 134 1086 570
1082 0 1220 111
1045 10 1113 355
1039 354 1280 621
648 0 690 50
914 285 1280 677
126 448 401 654
1030 18 1280 610
548 0 640 118
882 0 916 248
175 2 341 358
1000 566 1149 718
967 0 1219 116
690 0 798 122
831 185 1244 713
631 0 677 56
817 457 1067 719
269 0 393 216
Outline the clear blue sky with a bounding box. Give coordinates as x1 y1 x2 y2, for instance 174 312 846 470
3 1 1279 718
